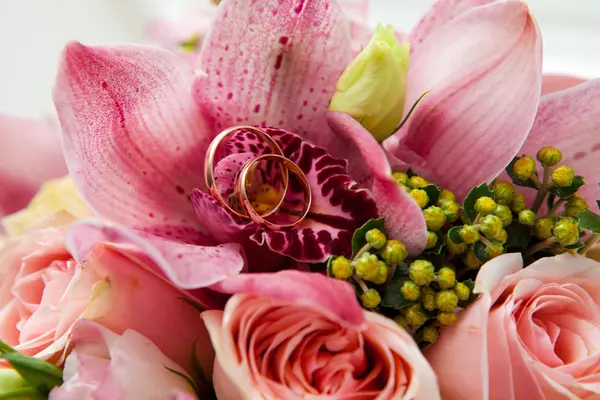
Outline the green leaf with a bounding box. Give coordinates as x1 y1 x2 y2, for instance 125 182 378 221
0 387 44 400
0 353 62 395
578 210 600 233
0 341 16 354
565 241 585 250
505 157 539 189
381 263 413 310
463 183 494 223
473 241 490 264
422 184 442 208
548 176 585 199
351 218 387 258
447 226 463 244
504 222 532 251
546 192 556 211
165 366 198 393
424 232 444 255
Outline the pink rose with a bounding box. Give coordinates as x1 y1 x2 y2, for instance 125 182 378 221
0 216 212 373
49 320 197 399
202 271 440 400
426 253 600 399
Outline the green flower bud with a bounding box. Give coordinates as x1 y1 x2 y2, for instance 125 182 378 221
0 369 28 396
454 282 471 301
513 156 536 180
423 206 446 231
410 189 429 209
329 24 410 142
438 189 456 203
401 280 421 301
404 304 427 327
494 204 513 227
179 33 201 53
331 256 353 280
553 217 579 246
534 217 555 240
446 237 467 255
409 260 435 286
435 290 459 312
394 314 409 330
392 171 409 186
551 166 575 188
372 261 389 285
537 146 562 167
365 228 387 249
496 228 508 245
361 289 382 308
480 214 503 239
437 311 457 326
421 286 436 311
491 180 515 205
380 240 408 265
463 246 481 269
439 200 460 223
437 266 456 290
474 196 497 215
425 231 438 249
485 243 504 259
565 196 589 217
511 193 527 213
459 225 480 245
518 209 536 226
355 253 380 281
422 326 439 344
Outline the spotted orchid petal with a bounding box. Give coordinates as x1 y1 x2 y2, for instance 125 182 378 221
193 0 352 153
0 114 67 216
327 112 427 255
384 1 542 200
53 42 212 242
542 74 587 95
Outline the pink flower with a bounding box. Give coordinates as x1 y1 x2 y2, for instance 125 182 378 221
202 270 440 399
49 320 197 400
0 215 218 373
0 113 66 217
426 253 600 399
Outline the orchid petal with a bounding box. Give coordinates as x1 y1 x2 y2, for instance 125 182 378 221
211 270 365 327
194 0 352 152
327 112 427 255
384 1 542 199
518 78 600 206
0 114 66 216
53 42 211 240
542 74 587 95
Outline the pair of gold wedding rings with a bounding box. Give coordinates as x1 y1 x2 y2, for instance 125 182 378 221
204 126 312 229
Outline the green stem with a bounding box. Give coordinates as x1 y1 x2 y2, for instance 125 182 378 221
524 237 555 258
531 167 551 214
479 236 494 247
530 174 542 190
548 198 566 216
354 243 372 261
353 276 369 293
580 233 600 256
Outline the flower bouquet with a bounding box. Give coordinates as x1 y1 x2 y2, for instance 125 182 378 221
1 0 599 399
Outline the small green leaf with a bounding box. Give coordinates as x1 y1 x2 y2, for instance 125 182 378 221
422 184 442 208
546 192 556 211
505 157 539 189
473 241 490 264
381 263 413 310
0 341 16 354
463 183 494 223
565 241 585 250
504 222 532 251
447 226 463 244
165 366 198 393
578 210 600 233
548 176 585 199
351 218 387 258
424 232 444 255
0 352 62 395
0 387 44 400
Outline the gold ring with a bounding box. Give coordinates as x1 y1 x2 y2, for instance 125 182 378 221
238 154 312 230
204 126 289 219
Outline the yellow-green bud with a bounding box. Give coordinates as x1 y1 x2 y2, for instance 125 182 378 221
404 304 427 327
494 204 513 227
401 280 421 301
454 282 471 301
446 237 467 255
437 311 457 326
0 369 28 396
409 260 435 286
553 218 579 246
422 326 439 344
496 228 508 245
464 246 481 269
423 206 446 231
511 193 527 213
537 146 562 167
438 189 456 203
380 240 408 265
421 286 436 311
435 290 459 312
437 266 456 290
485 243 504 259
565 196 589 217
331 256 353 280
394 314 409 330
329 24 410 142
534 217 555 240
408 175 429 189
513 156 536 180
361 289 382 308
518 209 536 226
372 261 389 285
425 231 438 249
355 253 380 281
480 214 503 238
179 33 201 53
491 180 515 205
551 166 575 188
459 225 480 245
410 189 429 209
439 200 460 223
474 196 497 215
392 171 409 186
365 228 387 249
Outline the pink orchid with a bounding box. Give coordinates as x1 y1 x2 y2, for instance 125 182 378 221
0 113 67 217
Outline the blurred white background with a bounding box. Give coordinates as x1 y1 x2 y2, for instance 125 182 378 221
0 0 597 118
